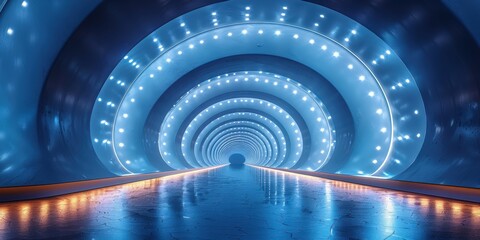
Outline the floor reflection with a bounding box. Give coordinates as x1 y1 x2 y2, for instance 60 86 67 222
0 165 479 239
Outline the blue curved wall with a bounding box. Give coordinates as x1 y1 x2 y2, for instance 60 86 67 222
0 0 101 186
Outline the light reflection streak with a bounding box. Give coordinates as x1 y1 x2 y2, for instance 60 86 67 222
0 207 8 239
19 204 30 234
39 201 49 229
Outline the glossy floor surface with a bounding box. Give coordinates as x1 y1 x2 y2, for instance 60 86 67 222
1 166 479 239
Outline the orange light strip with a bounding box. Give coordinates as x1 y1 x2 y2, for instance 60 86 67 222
0 165 227 203
152 165 226 181
247 164 480 204
247 164 373 189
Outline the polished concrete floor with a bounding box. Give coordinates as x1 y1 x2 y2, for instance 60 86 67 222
0 165 479 239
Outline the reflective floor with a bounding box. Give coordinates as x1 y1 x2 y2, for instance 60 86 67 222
1 166 479 239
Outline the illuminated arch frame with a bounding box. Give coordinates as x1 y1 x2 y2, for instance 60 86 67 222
90 0 426 178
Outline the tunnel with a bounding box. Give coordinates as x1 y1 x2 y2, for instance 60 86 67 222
1 0 480 239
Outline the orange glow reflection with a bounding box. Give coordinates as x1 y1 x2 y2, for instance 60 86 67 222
0 165 478 239
39 201 49 228
451 202 463 218
0 165 222 238
0 207 8 237
435 200 445 215
18 204 31 233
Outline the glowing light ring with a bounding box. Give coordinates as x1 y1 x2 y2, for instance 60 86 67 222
208 130 270 166
91 0 425 178
195 120 280 167
162 72 332 170
193 113 287 167
162 97 304 169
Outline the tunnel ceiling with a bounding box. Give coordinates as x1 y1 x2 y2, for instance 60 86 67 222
39 0 480 183
1 0 479 187
87 0 427 178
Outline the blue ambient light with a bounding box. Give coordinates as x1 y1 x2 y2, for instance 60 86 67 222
90 0 426 178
